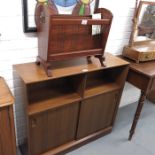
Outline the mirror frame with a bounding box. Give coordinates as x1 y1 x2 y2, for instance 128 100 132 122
131 0 155 44
22 0 100 33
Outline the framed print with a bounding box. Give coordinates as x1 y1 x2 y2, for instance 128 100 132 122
22 0 99 33
22 0 37 32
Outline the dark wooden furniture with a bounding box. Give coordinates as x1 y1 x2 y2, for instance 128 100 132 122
122 1 155 63
35 2 113 76
14 53 129 155
121 57 155 140
0 77 16 155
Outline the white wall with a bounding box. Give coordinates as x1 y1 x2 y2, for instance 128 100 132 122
0 0 141 145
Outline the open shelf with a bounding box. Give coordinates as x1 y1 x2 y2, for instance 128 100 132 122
28 92 81 116
84 69 122 98
84 81 120 99
27 75 84 115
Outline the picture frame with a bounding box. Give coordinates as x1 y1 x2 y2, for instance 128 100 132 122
22 0 100 33
22 0 37 33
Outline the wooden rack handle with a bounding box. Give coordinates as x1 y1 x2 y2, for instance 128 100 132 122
50 18 111 25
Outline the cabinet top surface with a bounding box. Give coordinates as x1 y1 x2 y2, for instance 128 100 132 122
14 53 129 84
121 56 155 78
0 77 14 107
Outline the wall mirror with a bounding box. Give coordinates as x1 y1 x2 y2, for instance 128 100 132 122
133 1 155 42
22 0 100 33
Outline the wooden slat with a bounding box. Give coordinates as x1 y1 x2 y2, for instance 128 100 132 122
28 93 81 116
84 82 120 99
49 49 102 61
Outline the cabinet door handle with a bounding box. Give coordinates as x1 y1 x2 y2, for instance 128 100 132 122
31 119 37 128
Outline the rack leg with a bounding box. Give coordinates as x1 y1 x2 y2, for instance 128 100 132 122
87 56 92 64
95 55 105 67
36 57 40 65
128 91 146 140
45 62 53 77
36 56 53 77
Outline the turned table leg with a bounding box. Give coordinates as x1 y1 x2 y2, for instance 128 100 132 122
128 91 147 140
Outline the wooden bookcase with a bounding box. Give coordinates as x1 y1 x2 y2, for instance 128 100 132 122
14 53 129 155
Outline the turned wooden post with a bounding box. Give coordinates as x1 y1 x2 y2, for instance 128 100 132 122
128 91 147 140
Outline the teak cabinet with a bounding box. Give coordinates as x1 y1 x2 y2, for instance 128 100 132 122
0 77 16 155
14 53 129 155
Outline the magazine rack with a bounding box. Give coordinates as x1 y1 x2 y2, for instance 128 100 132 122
35 2 113 76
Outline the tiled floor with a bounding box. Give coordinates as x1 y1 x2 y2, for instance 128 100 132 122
18 100 155 155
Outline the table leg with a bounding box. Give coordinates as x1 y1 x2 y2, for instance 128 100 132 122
128 91 146 140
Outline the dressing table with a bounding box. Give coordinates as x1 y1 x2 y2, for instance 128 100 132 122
122 0 155 140
121 57 155 140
